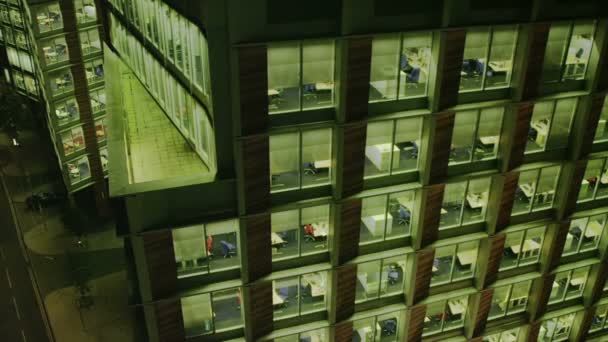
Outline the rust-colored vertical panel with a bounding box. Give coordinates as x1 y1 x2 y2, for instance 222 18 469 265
246 282 273 339
154 299 185 342
591 263 608 304
337 199 362 264
244 214 271 282
241 136 270 214
420 184 444 247
407 304 426 342
472 289 494 337
438 30 466 110
547 221 571 271
335 265 357 322
340 122 367 198
344 38 372 122
573 308 595 342
143 232 177 299
238 46 268 135
413 249 435 303
534 274 557 319
507 102 534 171
581 94 607 157
521 23 550 101
562 161 587 218
429 112 455 183
526 321 541 341
334 321 354 342
484 234 506 286
495 172 520 231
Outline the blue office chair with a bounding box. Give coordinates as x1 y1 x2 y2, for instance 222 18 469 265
387 266 400 285
407 67 420 83
381 319 397 336
220 240 236 258
397 205 411 225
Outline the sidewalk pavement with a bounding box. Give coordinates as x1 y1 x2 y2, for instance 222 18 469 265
44 271 137 342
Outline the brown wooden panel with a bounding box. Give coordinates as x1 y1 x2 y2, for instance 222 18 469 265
243 214 271 282
484 234 506 286
420 184 444 247
334 321 354 342
413 249 435 303
526 321 541 341
340 122 367 198
562 160 587 218
247 282 273 339
337 199 362 264
534 274 556 319
521 23 550 101
239 46 268 135
344 38 372 122
547 221 571 271
407 304 426 342
429 112 455 183
438 30 466 110
507 102 534 171
154 299 185 342
591 263 608 304
495 172 519 231
143 232 177 299
335 265 357 322
241 136 270 214
472 289 494 337
581 94 607 157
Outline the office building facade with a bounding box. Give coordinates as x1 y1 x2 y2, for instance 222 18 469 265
104 0 608 341
0 0 108 211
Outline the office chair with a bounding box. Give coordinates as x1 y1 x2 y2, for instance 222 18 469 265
387 266 400 285
220 240 236 258
397 205 411 226
475 61 485 76
303 162 317 175
381 319 397 336
406 67 420 83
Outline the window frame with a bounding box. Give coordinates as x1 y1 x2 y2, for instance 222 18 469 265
488 280 532 320
512 165 561 215
500 226 546 271
431 241 480 286
354 254 408 304
272 271 328 321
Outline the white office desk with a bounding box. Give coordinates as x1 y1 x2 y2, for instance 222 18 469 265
314 160 331 169
448 299 466 315
585 220 604 238
272 290 285 306
488 60 511 73
519 183 536 198
365 143 400 171
362 214 393 236
570 277 586 287
302 273 326 297
531 120 550 146
315 82 333 91
510 239 540 258
56 109 69 119
456 249 477 266
271 232 286 246
311 222 329 238
479 135 499 145
600 173 608 185
268 89 279 96
466 192 487 209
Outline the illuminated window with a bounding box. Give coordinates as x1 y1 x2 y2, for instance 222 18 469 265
84 58 104 84
48 68 73 96
274 328 328 342
577 157 608 202
181 288 243 337
352 310 406 340
423 296 469 336
500 226 545 270
270 128 332 192
74 0 97 24
66 156 91 185
60 126 85 156
440 177 491 230
79 29 101 55
594 97 608 143
460 26 518 92
41 36 69 66
54 98 80 124
489 280 532 319
34 3 63 33
512 165 561 215
272 271 328 320
89 88 106 114
369 32 432 102
538 312 575 341
525 98 577 154
360 189 416 244
483 327 522 342
564 214 606 255
431 240 479 286
355 254 407 304
268 41 335 114
271 204 330 261
549 266 590 304
590 304 608 332
541 21 595 83
449 107 504 165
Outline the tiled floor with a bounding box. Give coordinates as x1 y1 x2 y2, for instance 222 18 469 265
120 71 208 184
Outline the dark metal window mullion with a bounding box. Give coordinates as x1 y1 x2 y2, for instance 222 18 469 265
481 28 492 90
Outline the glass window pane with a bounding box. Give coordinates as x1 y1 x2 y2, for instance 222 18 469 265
268 44 300 114
549 271 569 303
387 190 414 238
352 317 376 341
563 22 594 80
486 26 517 89
423 301 445 336
489 285 510 319
301 128 331 188
273 276 299 319
450 110 477 164
519 226 544 266
513 169 538 214
182 293 213 336
580 214 605 251
501 231 524 270
460 28 490 92
432 245 455 286
300 272 327 314
393 117 422 173
564 218 587 255
369 35 400 102
300 328 327 342
453 241 478 281
67 156 90 185
302 41 334 110
590 305 608 331
399 32 432 99
375 312 401 340
440 181 466 229
474 107 503 161
271 210 299 260
270 133 300 192
444 297 468 330
172 225 207 277
526 101 553 153
595 159 608 199
565 267 588 300
365 121 394 178
532 166 560 211
507 281 530 314
578 159 603 202
381 255 406 297
462 178 490 225
542 23 570 83
356 261 382 302
546 98 576 151
206 220 239 272
300 205 329 255
360 195 388 244
594 98 608 142
212 289 243 332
